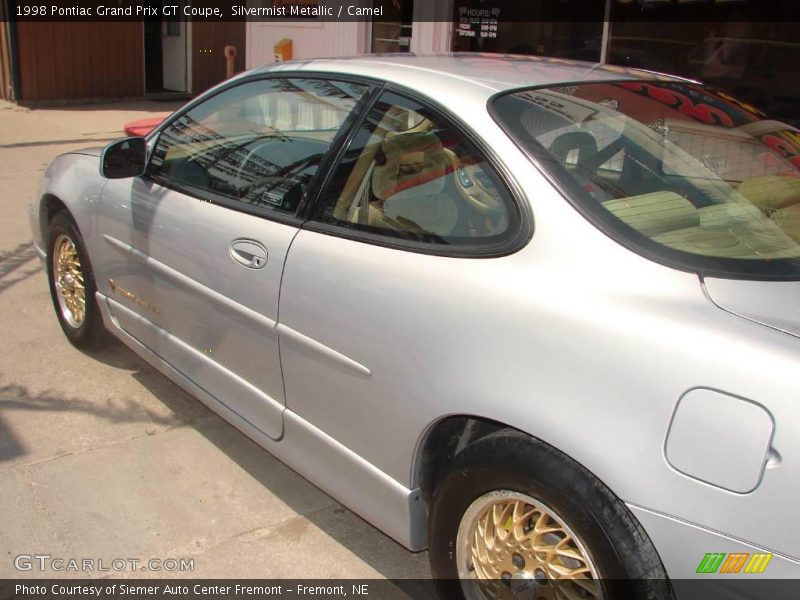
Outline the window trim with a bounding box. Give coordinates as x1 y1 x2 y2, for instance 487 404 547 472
142 72 381 227
488 79 800 281
303 83 533 259
295 83 384 220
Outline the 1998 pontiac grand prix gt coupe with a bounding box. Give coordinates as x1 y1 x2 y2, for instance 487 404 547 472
28 54 800 598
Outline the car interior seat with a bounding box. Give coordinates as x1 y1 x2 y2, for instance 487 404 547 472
366 131 460 236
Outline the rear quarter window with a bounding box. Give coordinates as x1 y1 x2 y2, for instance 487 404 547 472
492 80 800 279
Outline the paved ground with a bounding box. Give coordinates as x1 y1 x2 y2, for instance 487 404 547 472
0 99 430 583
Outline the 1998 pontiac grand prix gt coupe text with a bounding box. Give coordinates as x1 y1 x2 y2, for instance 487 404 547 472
29 54 800 598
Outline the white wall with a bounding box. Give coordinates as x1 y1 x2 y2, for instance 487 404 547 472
246 21 368 69
411 0 454 53
410 21 453 54
245 0 454 69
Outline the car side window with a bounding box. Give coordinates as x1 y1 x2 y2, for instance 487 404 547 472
148 78 368 215
314 91 517 245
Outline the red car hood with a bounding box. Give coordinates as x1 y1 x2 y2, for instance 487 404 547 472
124 117 164 137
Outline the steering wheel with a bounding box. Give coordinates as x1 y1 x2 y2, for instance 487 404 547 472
454 164 510 239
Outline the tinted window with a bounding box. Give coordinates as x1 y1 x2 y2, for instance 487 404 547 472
315 91 517 247
493 81 800 278
148 78 368 214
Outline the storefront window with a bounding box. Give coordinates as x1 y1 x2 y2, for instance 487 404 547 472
608 2 800 127
371 0 413 53
450 1 799 126
451 1 604 59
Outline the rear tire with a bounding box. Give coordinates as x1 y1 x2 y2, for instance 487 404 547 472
429 429 673 600
46 212 107 349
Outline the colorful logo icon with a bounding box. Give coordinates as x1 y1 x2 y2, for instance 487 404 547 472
696 552 773 574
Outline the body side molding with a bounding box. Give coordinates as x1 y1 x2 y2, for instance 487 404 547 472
102 234 277 332
277 323 372 377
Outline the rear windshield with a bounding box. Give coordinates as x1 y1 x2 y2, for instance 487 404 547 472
492 80 800 279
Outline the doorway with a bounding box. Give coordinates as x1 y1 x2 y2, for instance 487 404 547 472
144 9 189 94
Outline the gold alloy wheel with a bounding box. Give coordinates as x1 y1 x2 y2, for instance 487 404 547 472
53 233 86 328
456 490 602 600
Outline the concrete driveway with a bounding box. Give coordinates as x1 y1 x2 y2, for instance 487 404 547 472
0 100 430 583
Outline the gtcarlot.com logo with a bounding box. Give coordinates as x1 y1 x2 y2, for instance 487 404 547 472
14 554 195 573
696 552 773 574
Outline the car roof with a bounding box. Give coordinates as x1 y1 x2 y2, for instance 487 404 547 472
251 53 687 96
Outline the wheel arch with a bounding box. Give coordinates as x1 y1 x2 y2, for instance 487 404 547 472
37 152 107 256
413 413 634 513
39 193 71 244
413 414 591 503
413 414 506 503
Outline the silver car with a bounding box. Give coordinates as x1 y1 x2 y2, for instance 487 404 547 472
28 55 800 597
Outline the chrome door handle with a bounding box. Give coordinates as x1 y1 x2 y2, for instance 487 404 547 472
230 239 268 269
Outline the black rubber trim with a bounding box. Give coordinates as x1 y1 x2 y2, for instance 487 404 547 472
301 220 523 258
295 83 385 220
143 174 306 228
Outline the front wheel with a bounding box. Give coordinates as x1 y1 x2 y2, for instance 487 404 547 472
429 430 673 600
47 212 107 349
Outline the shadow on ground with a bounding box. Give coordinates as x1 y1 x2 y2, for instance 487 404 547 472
0 241 42 294
4 334 434 587
0 382 186 429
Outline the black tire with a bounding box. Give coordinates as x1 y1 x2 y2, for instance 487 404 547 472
46 211 107 349
429 429 673 600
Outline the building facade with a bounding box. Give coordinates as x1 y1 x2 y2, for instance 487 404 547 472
1 0 797 126
0 0 245 103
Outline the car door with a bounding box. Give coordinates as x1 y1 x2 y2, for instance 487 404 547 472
94 76 370 439
277 90 525 478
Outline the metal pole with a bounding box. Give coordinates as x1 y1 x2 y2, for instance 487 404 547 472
224 45 237 79
7 6 22 101
600 0 613 64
